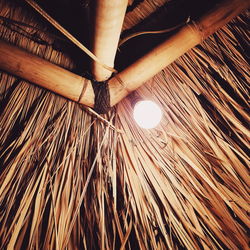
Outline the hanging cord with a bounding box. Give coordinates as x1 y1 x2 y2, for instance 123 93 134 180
24 0 117 74
119 16 191 47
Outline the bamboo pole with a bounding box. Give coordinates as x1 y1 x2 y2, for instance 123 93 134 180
0 0 249 112
0 40 95 107
108 0 250 106
91 0 128 81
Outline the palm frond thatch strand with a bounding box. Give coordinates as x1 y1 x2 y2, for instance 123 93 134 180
0 0 249 249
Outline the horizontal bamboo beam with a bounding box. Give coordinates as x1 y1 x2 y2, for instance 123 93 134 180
91 0 128 81
108 0 250 106
0 40 94 107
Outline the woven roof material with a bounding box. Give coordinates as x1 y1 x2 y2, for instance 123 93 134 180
0 0 249 249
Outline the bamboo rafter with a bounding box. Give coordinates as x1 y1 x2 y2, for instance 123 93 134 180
91 0 128 81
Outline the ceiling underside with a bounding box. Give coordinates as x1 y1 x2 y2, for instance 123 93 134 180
0 0 249 249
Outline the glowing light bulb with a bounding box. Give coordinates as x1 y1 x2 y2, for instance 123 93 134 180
133 100 162 129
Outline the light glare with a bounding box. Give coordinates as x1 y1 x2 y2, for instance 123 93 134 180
133 100 162 129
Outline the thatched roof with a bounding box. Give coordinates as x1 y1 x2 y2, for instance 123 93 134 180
0 0 249 249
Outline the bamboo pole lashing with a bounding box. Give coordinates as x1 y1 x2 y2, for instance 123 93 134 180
0 0 249 111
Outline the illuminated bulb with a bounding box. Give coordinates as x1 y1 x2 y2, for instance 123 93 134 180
133 100 162 129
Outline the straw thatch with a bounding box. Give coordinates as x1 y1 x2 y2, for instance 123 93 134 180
0 0 249 249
